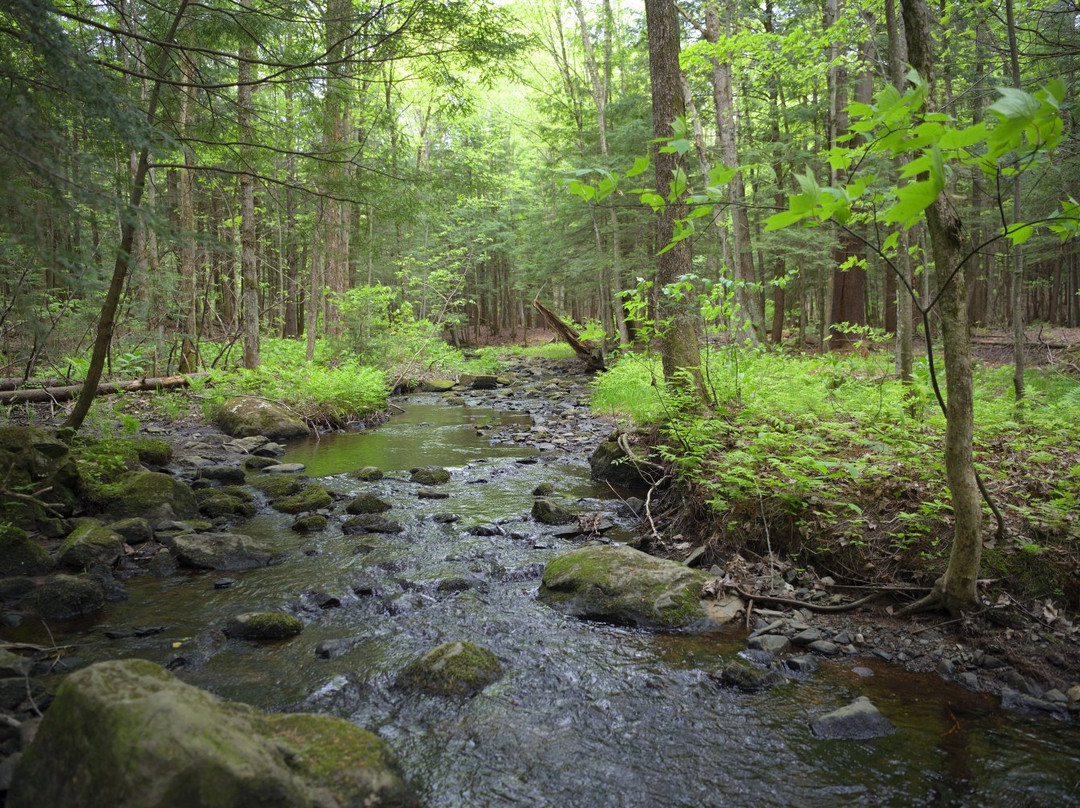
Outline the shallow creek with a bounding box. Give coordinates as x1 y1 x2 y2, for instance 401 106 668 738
28 395 1080 806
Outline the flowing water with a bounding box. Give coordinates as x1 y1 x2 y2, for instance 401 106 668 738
20 395 1080 806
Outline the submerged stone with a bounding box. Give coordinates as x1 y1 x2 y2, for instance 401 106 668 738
810 696 895 740
711 659 785 691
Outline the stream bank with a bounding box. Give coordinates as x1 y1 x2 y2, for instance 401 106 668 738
0 356 1078 805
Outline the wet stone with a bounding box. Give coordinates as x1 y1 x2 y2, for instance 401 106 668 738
417 489 449 500
808 640 841 657
748 634 791 655
262 463 306 474
791 628 822 646
214 578 236 590
785 655 819 675
811 697 895 740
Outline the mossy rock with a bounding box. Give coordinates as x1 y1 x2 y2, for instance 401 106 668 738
410 467 451 486
245 456 278 471
0 525 55 577
532 482 555 497
588 439 653 489
165 532 280 571
419 379 456 392
6 658 418 808
270 483 332 515
0 426 81 527
97 472 198 524
18 574 105 620
128 437 173 466
249 474 305 499
57 520 124 571
531 497 574 525
216 396 309 440
195 486 257 519
538 544 733 633
711 659 785 691
290 514 328 533
351 466 385 482
346 492 393 515
223 611 303 640
107 517 153 544
396 641 502 698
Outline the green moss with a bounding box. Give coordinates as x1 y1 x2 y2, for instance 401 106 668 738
270 484 331 515
195 487 257 519
290 514 327 533
57 521 123 570
410 467 451 485
95 472 198 522
982 546 1079 607
345 492 392 514
0 525 54 576
396 641 502 698
249 475 304 499
224 611 303 639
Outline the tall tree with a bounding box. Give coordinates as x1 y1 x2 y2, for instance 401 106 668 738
645 0 704 399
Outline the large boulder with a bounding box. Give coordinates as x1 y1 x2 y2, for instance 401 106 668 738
101 472 198 524
538 544 741 632
0 525 55 577
216 397 309 440
164 531 280 571
57 521 124 571
0 426 81 527
588 438 655 489
396 641 502 698
7 659 417 808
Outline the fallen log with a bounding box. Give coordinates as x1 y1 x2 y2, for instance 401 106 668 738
0 373 206 405
531 298 605 370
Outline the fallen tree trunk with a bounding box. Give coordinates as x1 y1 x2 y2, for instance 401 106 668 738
0 374 206 405
532 298 605 370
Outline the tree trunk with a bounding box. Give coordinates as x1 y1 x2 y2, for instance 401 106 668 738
645 0 704 400
899 0 982 617
705 0 762 345
1005 0 1025 402
238 4 259 369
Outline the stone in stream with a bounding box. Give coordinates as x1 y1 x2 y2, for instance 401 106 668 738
0 525 55 577
531 497 574 525
6 659 418 808
195 486 257 519
711 658 785 691
223 611 303 640
538 544 743 633
290 514 328 533
417 489 449 500
262 463 306 474
269 483 332 514
196 464 246 485
164 531 281 571
419 379 456 392
410 467 451 485
17 574 105 620
346 492 393 514
810 696 895 740
395 641 502 698
56 521 124 571
101 471 199 525
352 466 385 482
748 634 791 656
216 396 309 439
244 456 278 471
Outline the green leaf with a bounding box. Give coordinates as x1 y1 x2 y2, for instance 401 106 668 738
625 155 650 179
708 164 735 186
882 231 900 254
764 208 811 231
1005 223 1034 245
639 192 666 212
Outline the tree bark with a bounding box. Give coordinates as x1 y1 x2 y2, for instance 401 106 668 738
238 2 259 369
645 0 704 400
1005 0 1025 401
899 0 982 617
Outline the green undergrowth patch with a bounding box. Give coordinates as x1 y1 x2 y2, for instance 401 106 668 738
593 349 1080 604
72 436 174 501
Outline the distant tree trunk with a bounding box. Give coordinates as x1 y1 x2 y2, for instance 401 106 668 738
1005 0 1025 402
899 0 982 618
238 5 259 370
322 0 351 335
63 0 190 433
705 0 762 345
645 0 704 400
177 54 199 373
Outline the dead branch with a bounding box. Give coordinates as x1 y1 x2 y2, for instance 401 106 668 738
0 373 207 405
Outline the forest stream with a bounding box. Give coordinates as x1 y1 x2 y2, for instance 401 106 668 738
8 372 1080 807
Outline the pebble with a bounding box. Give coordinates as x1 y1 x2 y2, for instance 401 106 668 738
213 578 236 590
748 635 791 655
980 654 1007 670
851 666 874 678
1067 685 1080 704
262 463 305 474
958 671 979 691
785 655 818 674
791 628 822 646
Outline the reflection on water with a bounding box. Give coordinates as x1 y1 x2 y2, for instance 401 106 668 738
19 397 1080 807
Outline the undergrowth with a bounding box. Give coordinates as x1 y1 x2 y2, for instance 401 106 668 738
593 349 1080 604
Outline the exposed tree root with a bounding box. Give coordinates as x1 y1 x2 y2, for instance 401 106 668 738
725 585 893 614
